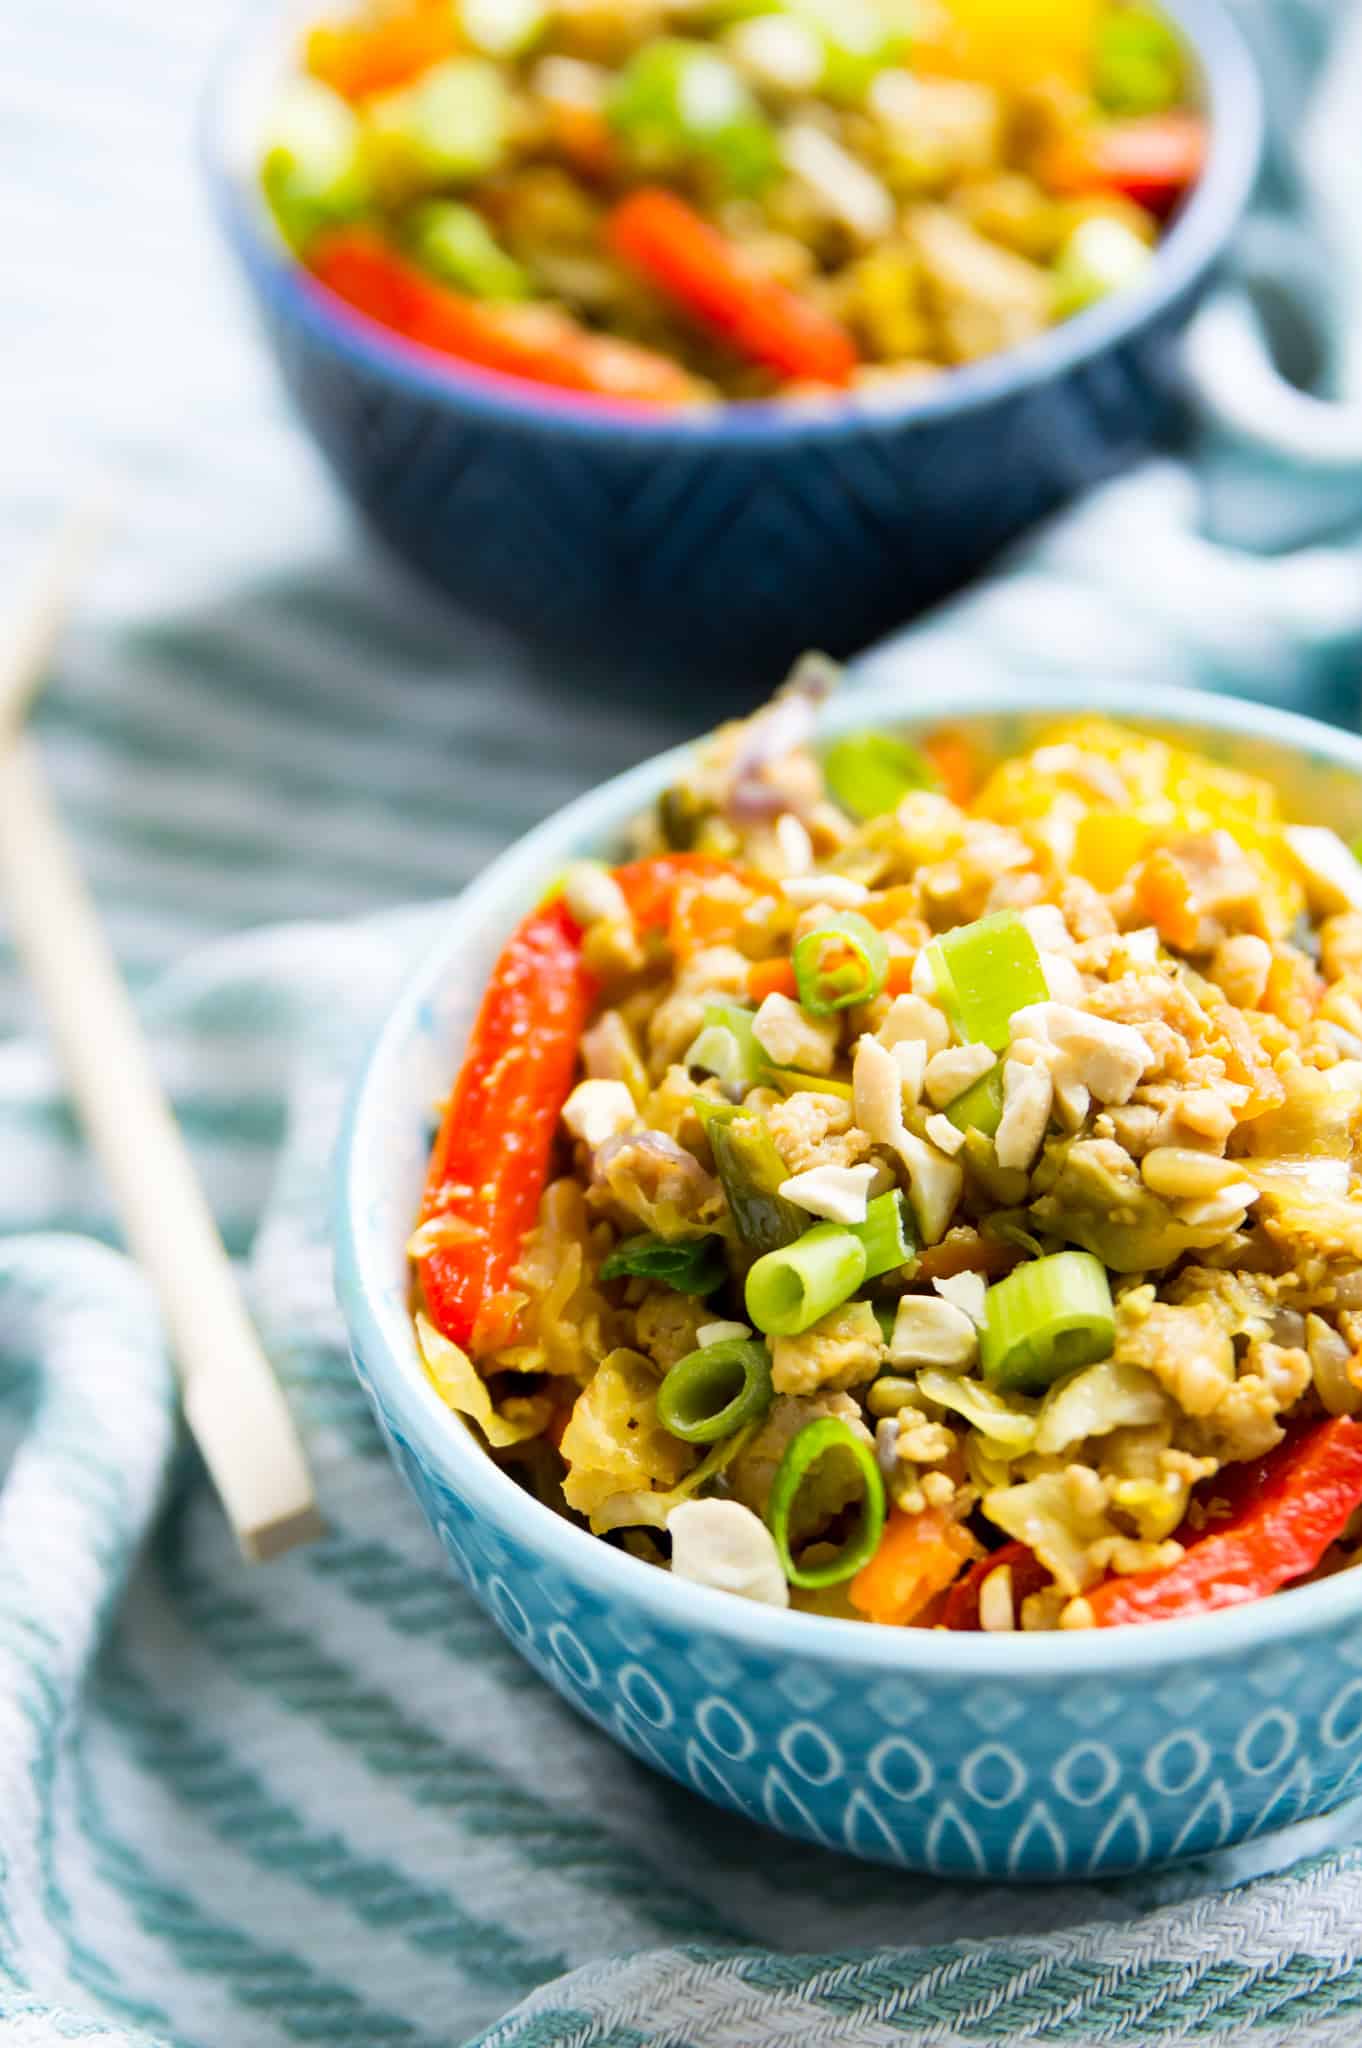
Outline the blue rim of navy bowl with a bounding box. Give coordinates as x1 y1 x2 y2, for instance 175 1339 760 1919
203 0 1262 445
335 676 1362 1680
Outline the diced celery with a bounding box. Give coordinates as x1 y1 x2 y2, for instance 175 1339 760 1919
946 1061 1003 1138
1053 217 1154 320
926 911 1048 1053
261 78 370 250
822 728 937 820
405 201 530 298
848 1190 915 1279
685 1002 765 1097
366 57 510 191
785 0 907 102
607 40 778 193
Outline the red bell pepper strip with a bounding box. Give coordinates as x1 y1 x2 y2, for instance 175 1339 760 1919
1086 1418 1362 1628
308 229 702 408
418 856 755 1350
418 898 596 1351
607 188 859 388
941 1542 1052 1630
1047 113 1207 220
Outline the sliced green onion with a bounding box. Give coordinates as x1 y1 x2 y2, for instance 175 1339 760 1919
765 1066 854 1101
822 728 937 820
979 1251 1115 1394
461 0 547 57
599 1232 727 1295
368 57 509 190
657 1338 773 1443
745 1222 867 1336
766 1417 886 1588
1053 217 1154 321
848 1190 915 1280
786 0 907 103
404 200 530 299
946 1061 1004 1139
794 912 888 1017
607 39 777 194
1094 6 1185 115
926 910 1048 1053
261 79 370 250
700 1104 807 1253
685 1002 765 1096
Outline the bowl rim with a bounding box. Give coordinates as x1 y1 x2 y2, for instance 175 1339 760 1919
335 673 1362 1679
203 0 1262 446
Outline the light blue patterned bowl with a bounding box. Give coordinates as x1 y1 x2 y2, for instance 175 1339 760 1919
334 674 1362 1879
206 0 1260 683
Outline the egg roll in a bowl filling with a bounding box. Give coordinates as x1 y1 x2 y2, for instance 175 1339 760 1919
411 661 1362 1634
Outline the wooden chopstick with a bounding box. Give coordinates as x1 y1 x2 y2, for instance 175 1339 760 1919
0 512 322 1560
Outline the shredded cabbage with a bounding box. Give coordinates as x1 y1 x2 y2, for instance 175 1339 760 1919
1034 1357 1168 1456
591 1424 756 1534
983 1471 1116 1595
917 1367 1037 1451
560 1347 694 1516
417 1315 552 1448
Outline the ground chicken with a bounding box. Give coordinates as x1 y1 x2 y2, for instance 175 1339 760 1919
1321 912 1362 984
633 1290 712 1372
771 1301 885 1395
765 1090 873 1174
1114 1291 1235 1417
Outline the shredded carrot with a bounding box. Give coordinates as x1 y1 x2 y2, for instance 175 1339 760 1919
747 957 797 1003
668 875 754 957
884 957 918 998
306 4 460 99
850 1507 980 1627
861 885 922 932
1134 848 1200 952
922 729 978 809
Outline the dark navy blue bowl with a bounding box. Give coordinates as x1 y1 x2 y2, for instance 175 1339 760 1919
206 0 1261 682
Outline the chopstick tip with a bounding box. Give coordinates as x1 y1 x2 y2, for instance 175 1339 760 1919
239 1501 327 1564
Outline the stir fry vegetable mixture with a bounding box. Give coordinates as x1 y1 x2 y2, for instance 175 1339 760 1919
263 0 1203 405
412 667 1362 1631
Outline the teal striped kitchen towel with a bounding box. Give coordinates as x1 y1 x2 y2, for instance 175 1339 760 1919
4 0 1362 2044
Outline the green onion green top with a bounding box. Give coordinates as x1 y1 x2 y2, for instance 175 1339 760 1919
765 1415 886 1588
701 1103 808 1253
745 1221 868 1336
793 911 888 1016
599 1232 728 1295
979 1250 1116 1394
657 1337 774 1443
